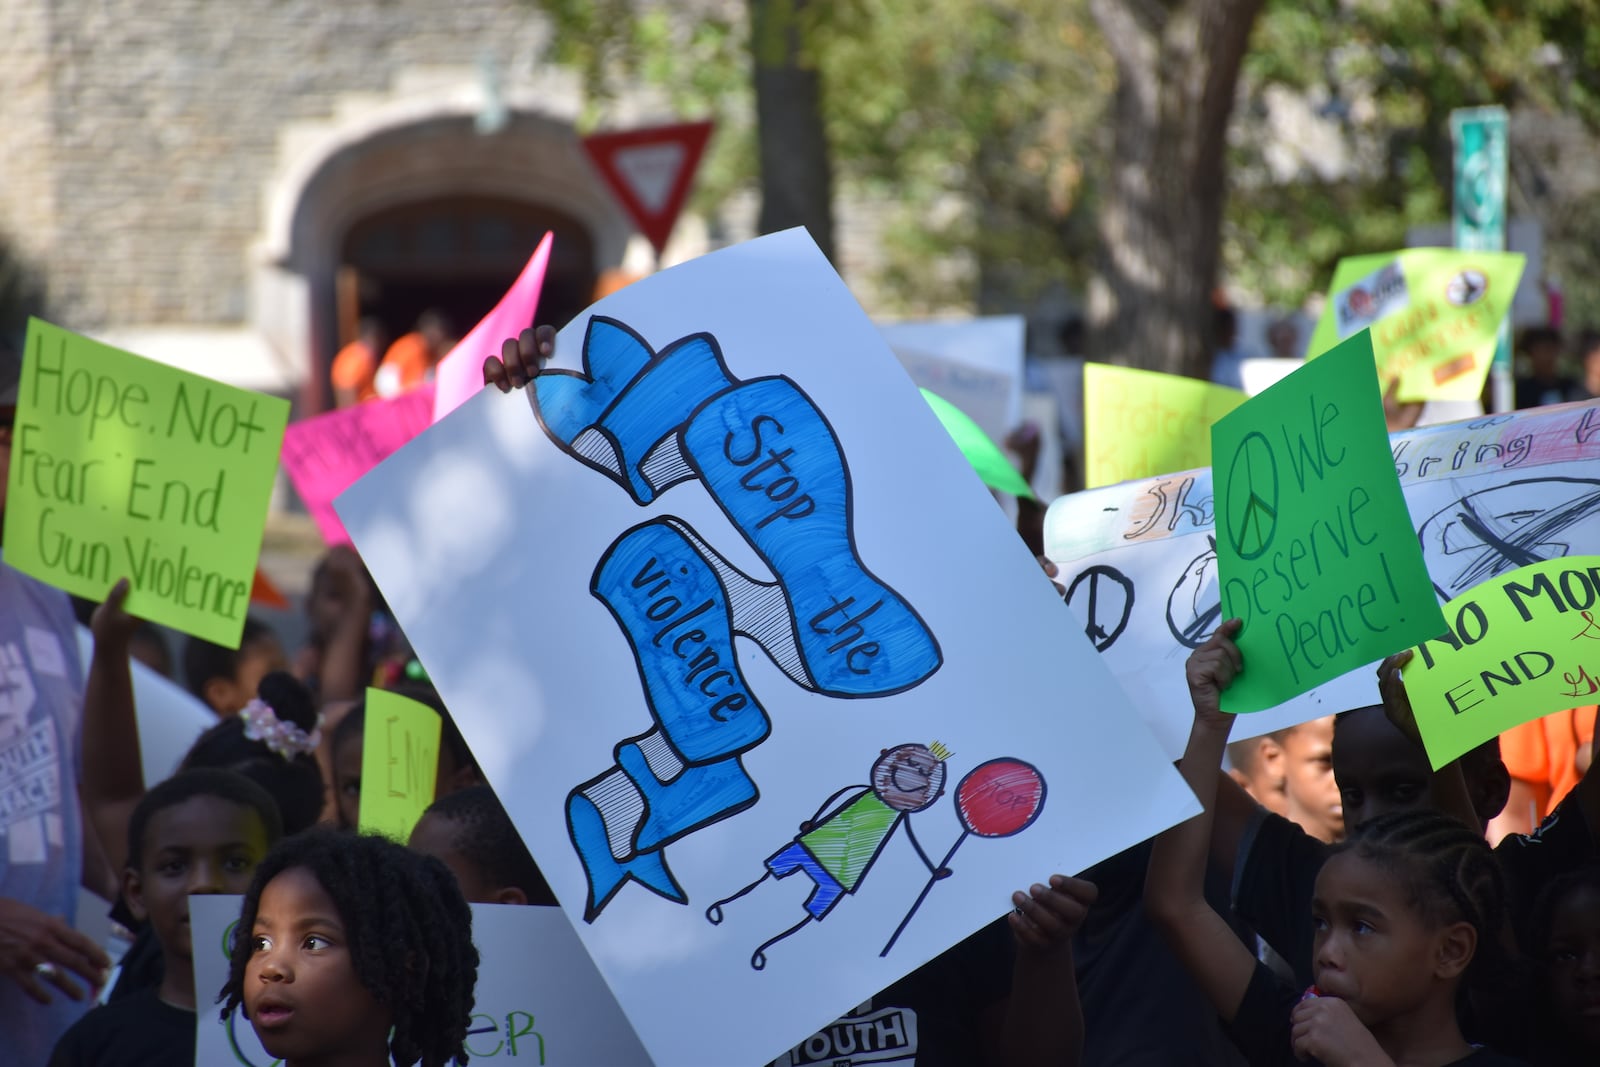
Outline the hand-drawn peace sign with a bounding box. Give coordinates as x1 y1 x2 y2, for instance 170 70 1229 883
1223 432 1278 561
1064 565 1135 651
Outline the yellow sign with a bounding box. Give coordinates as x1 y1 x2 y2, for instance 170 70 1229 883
1308 249 1524 402
357 688 442 842
2 319 289 646
1084 364 1244 487
1404 556 1600 770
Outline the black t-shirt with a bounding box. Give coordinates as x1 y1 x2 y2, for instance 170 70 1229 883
763 917 1013 1067
1074 839 1250 1066
1227 963 1530 1066
1234 796 1597 986
48 987 195 1067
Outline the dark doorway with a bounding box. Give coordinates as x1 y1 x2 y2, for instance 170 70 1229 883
333 196 597 400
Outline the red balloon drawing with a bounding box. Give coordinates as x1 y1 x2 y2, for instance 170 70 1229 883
955 759 1047 838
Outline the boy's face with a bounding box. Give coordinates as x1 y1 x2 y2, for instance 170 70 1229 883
245 866 392 1062
408 812 524 905
1331 707 1433 834
1280 717 1344 843
126 795 273 962
1546 883 1600 1048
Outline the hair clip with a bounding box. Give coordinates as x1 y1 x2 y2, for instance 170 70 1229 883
240 698 323 760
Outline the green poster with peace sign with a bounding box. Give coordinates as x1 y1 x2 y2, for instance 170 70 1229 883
1212 330 1446 713
1306 248 1524 403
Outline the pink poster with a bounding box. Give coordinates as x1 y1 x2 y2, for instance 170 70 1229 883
281 384 436 544
431 232 553 421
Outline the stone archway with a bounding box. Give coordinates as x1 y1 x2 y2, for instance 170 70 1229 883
253 105 633 412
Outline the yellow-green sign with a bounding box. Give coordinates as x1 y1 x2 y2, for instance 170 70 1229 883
1403 555 1600 770
358 688 442 842
3 319 289 646
1212 330 1446 713
1084 364 1244 488
1307 249 1524 403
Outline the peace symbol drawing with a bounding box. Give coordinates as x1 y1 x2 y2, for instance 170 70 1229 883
1223 431 1279 561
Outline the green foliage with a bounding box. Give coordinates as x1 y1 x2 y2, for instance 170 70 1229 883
1228 0 1600 315
529 0 1110 314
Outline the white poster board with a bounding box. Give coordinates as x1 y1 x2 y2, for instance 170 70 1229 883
190 896 649 1066
337 230 1194 1067
879 316 1026 445
1044 398 1600 756
75 626 214 784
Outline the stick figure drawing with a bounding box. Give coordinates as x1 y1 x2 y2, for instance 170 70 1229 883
705 743 953 969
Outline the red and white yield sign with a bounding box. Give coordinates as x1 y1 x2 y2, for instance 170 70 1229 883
581 121 714 255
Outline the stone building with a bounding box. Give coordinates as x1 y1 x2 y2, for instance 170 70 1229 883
0 0 744 410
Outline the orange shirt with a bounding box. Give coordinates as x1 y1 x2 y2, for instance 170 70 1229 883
1500 707 1597 817
330 340 379 404
374 332 437 398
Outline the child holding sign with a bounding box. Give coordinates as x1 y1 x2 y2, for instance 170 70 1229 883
1146 621 1525 1066
222 828 477 1067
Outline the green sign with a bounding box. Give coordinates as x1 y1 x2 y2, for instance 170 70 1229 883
2 319 289 646
1306 248 1523 403
358 688 442 842
1404 555 1600 770
1452 106 1508 252
1212 330 1446 713
1452 105 1512 408
921 388 1035 499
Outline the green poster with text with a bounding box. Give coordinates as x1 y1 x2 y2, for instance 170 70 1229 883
3 319 289 647
1404 556 1600 770
1212 330 1446 712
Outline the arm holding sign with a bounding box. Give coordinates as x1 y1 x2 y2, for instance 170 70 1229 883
1144 619 1257 1022
1001 874 1095 1067
482 326 556 392
81 579 147 873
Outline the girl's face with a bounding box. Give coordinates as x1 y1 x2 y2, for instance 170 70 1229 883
1546 884 1600 1049
1309 851 1472 1023
244 866 391 1065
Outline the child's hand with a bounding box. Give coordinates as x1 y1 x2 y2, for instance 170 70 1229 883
1376 649 1425 750
483 326 556 391
1290 996 1393 1067
1185 618 1243 730
89 578 138 650
1009 874 1097 958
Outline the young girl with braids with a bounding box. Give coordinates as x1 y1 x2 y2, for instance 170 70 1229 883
221 828 478 1067
1146 619 1528 1066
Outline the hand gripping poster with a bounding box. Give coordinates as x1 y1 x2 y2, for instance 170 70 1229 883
1045 397 1600 756
336 230 1196 1067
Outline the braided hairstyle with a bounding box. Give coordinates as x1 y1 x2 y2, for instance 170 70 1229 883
220 828 478 1067
181 671 324 834
1341 809 1508 992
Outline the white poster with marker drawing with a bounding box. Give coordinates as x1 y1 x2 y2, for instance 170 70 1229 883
1044 399 1600 756
336 230 1195 1067
190 896 649 1066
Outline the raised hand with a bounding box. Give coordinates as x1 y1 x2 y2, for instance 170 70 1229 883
1185 617 1244 729
483 326 556 391
1009 874 1097 958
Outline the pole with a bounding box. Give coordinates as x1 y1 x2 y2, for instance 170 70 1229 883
878 831 968 958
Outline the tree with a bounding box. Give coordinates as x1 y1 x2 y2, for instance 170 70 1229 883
750 0 836 260
1226 0 1600 328
1085 0 1267 376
